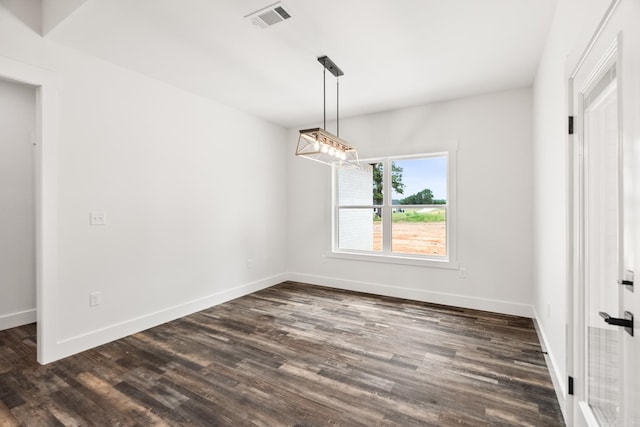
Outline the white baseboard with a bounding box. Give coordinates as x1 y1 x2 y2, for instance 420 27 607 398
286 272 534 318
47 273 287 363
43 272 538 364
0 308 36 331
532 307 567 422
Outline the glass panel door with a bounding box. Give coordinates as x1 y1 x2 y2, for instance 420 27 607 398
584 64 622 426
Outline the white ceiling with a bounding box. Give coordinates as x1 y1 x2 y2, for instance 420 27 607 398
46 0 558 128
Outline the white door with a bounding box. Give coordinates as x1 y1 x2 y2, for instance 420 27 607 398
569 0 640 426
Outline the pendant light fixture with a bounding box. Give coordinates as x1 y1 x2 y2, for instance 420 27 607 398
296 56 359 167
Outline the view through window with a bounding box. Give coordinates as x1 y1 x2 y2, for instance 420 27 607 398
335 154 449 260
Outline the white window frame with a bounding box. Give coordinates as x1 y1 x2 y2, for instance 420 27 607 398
330 150 458 269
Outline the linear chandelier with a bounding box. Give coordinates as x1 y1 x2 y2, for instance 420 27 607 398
296 56 359 167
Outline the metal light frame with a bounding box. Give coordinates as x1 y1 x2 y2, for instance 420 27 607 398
296 56 359 167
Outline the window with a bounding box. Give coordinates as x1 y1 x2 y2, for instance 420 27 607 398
332 152 456 267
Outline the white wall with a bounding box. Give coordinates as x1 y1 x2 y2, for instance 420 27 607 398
0 78 36 330
0 5 288 362
532 0 613 411
287 88 534 316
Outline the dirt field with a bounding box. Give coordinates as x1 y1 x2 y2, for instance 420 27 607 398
373 221 446 256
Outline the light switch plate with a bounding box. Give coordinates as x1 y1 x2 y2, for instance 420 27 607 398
90 211 107 225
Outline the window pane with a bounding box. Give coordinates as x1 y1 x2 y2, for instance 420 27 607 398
392 157 447 205
337 163 380 205
338 208 382 252
391 207 446 256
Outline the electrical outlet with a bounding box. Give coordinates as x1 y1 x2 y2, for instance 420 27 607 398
459 267 467 278
89 292 101 307
90 211 107 225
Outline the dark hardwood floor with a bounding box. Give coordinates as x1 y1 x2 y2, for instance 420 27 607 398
0 282 564 426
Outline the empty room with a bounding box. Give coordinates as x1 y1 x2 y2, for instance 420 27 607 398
0 0 639 426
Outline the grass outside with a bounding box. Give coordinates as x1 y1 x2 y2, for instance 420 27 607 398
392 209 445 222
373 208 446 223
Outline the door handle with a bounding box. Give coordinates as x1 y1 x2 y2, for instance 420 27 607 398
599 311 634 336
618 279 634 287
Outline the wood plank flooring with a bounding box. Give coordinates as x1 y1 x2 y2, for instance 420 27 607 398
0 281 564 426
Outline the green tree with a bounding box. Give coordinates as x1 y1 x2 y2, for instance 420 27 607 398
399 188 434 205
372 163 405 205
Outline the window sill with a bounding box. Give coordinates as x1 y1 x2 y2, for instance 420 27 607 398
327 250 459 269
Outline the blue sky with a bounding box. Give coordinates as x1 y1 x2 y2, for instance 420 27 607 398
392 157 447 200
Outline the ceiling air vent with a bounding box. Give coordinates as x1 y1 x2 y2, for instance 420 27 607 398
245 2 291 29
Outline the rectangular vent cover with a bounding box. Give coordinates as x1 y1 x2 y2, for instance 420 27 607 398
274 6 290 19
245 2 291 28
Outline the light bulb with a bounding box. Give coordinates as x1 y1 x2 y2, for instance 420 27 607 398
321 144 329 153
328 146 336 156
313 141 320 150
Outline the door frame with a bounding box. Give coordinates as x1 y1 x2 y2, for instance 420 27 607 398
566 0 623 425
0 55 59 364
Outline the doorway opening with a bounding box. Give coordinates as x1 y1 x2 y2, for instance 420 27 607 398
0 77 37 345
0 55 59 364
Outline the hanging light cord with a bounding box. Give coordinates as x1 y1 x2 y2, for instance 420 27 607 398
336 76 340 137
323 67 326 130
321 61 340 137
